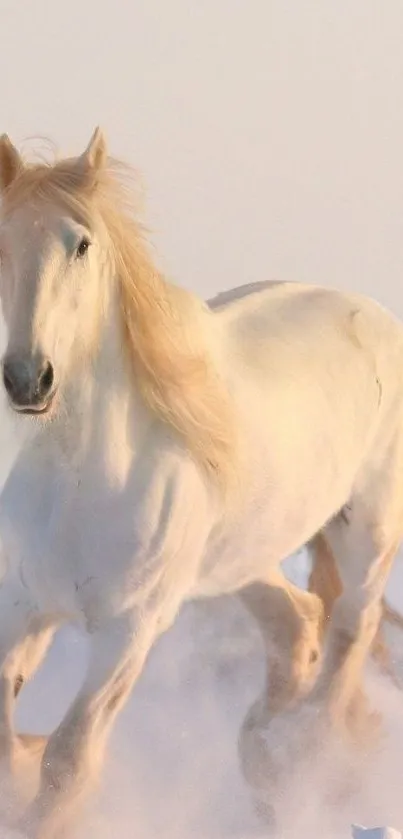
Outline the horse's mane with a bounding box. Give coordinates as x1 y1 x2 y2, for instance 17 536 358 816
1 153 236 490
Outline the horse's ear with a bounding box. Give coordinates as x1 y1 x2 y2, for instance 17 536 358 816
0 135 24 192
81 127 107 172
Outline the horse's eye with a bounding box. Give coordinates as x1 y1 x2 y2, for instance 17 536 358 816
76 237 91 259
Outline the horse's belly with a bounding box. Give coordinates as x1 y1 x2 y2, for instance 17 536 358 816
191 439 359 600
191 497 322 598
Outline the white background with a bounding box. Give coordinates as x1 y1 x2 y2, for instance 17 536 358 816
1 1 403 310
1 3 403 837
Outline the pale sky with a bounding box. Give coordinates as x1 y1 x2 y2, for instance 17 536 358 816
1 1 403 314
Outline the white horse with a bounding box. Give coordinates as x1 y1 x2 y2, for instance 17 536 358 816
0 128 402 837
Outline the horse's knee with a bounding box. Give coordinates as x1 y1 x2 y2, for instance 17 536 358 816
41 747 72 794
105 682 127 714
41 731 85 797
13 674 24 698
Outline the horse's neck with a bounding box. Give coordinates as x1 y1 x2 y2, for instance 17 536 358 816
50 293 150 483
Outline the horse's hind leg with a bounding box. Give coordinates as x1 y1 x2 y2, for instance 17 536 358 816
238 573 323 807
309 489 401 742
308 532 342 641
308 531 400 705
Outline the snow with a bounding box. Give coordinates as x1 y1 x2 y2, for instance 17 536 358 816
353 829 402 839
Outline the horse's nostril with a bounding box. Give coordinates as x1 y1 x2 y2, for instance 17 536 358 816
3 362 16 397
3 371 11 392
2 355 55 407
39 361 54 396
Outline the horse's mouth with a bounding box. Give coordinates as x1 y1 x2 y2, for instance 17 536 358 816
12 391 57 416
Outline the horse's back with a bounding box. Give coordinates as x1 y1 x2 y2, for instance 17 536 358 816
209 279 397 335
208 280 403 525
208 280 286 311
209 280 403 387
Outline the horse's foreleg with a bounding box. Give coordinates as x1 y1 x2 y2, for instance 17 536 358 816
0 573 39 762
13 620 55 697
21 609 159 839
10 618 56 763
0 570 55 827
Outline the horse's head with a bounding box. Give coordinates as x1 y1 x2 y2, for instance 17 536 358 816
0 128 235 489
0 128 109 416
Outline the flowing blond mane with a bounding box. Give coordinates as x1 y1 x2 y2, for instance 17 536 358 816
1 152 236 489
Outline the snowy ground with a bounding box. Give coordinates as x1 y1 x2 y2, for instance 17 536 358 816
1 385 403 837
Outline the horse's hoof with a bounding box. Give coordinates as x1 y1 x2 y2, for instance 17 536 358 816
330 689 384 751
238 699 324 795
349 709 383 750
253 795 278 832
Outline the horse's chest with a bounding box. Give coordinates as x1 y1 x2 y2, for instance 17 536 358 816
0 464 142 620
47 492 149 618
0 450 59 567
